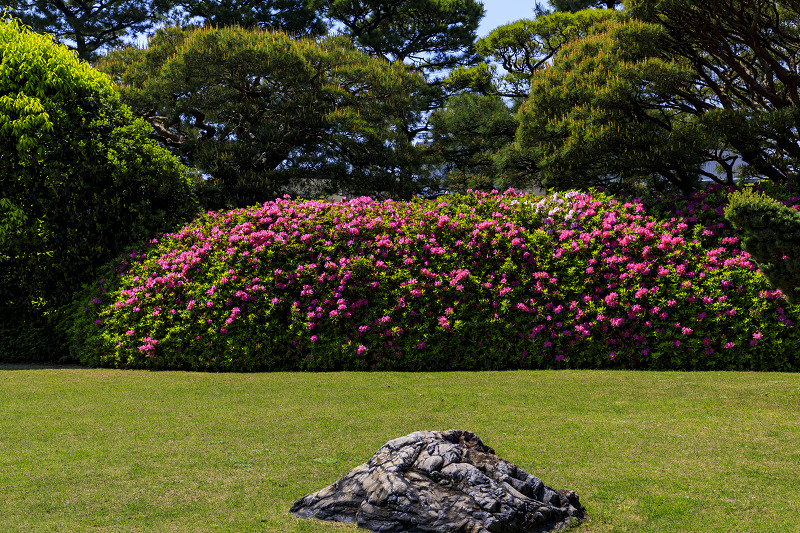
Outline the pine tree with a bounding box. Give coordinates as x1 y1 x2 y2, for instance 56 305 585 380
96 25 430 206
6 0 172 61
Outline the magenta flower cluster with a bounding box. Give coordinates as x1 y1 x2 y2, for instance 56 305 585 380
69 184 800 372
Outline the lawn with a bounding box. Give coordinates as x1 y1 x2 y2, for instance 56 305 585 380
1 367 799 532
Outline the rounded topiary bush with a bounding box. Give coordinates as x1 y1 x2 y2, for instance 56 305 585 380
0 15 199 362
71 188 799 372
723 186 800 305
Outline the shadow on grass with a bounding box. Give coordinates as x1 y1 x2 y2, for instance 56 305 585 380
0 363 86 371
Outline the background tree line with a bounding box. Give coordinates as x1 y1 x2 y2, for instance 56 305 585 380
2 0 800 363
7 0 798 201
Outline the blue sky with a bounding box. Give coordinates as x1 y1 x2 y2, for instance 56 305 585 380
129 1 545 50
477 1 542 38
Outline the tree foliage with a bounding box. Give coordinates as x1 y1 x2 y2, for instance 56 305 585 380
312 0 485 194
313 0 483 73
724 187 800 304
97 25 431 206
166 0 328 35
5 0 172 61
0 15 198 360
447 8 613 98
626 0 800 184
429 93 529 192
5 0 330 61
515 15 731 194
434 9 614 193
514 0 799 195
550 0 623 12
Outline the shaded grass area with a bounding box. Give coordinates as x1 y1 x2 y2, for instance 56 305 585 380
1 368 799 532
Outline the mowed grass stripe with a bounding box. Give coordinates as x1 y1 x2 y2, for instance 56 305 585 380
1 369 799 532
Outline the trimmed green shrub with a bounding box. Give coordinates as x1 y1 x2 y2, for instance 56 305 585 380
70 188 799 372
724 186 800 304
0 15 199 362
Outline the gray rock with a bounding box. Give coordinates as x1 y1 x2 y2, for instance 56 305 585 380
290 429 587 532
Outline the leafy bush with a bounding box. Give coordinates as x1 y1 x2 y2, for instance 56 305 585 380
724 186 800 304
0 15 199 362
70 187 799 372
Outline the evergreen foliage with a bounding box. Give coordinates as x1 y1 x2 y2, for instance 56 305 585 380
507 0 799 197
429 93 527 192
312 0 485 194
627 0 800 184
166 0 328 35
550 0 623 12
515 15 737 194
96 25 430 206
439 9 614 193
4 0 800 368
313 0 483 72
447 9 613 99
5 0 172 61
0 16 199 362
724 187 800 304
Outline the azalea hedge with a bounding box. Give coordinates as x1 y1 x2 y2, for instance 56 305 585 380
69 184 800 372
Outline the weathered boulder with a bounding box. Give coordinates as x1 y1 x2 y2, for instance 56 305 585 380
290 429 587 532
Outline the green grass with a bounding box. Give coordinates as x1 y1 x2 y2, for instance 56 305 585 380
1 368 799 532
